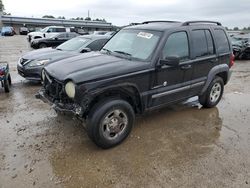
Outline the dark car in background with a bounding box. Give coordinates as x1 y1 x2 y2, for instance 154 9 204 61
231 35 250 59
30 32 80 49
1 27 15 36
17 35 110 81
19 27 29 35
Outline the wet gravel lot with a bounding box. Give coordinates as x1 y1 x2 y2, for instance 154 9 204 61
0 35 250 188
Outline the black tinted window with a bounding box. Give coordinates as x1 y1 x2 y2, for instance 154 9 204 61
192 30 208 57
214 29 230 53
55 28 66 32
192 30 215 57
163 32 189 61
87 39 108 51
205 30 215 55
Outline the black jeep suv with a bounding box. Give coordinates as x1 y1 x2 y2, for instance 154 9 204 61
36 21 234 149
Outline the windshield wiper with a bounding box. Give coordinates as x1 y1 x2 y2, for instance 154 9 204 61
114 50 132 56
102 48 112 54
56 48 63 51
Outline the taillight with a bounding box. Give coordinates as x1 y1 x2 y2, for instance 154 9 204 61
229 53 235 68
0 69 4 76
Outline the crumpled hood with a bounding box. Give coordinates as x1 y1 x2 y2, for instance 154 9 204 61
28 31 43 36
22 48 79 63
45 52 150 83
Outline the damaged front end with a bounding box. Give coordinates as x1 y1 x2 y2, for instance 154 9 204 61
35 70 86 117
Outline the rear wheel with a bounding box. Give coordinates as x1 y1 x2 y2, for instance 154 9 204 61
39 43 47 48
199 76 224 108
86 99 135 149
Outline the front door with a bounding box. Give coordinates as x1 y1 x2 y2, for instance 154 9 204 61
149 31 193 107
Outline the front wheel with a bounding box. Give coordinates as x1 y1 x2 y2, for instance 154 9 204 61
86 99 135 149
199 76 224 108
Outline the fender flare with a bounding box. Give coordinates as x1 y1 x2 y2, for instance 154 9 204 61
201 64 229 94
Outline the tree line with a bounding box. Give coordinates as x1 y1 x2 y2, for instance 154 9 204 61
42 15 107 22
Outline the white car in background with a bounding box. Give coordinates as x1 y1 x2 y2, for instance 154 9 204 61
27 26 71 42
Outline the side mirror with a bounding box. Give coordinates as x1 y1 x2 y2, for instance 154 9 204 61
81 48 91 53
47 30 51 33
159 56 180 67
54 37 58 40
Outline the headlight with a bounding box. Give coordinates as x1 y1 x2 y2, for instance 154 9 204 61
65 81 75 98
28 59 50 67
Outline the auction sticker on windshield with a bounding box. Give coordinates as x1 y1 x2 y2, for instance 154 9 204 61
137 32 153 39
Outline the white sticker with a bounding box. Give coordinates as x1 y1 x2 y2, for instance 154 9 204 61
137 32 153 39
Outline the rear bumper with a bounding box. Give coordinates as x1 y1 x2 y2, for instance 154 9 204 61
35 89 83 115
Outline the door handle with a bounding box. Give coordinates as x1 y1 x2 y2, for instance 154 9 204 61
180 64 192 70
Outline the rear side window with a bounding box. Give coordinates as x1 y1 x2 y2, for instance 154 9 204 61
163 32 189 61
214 29 230 53
205 30 215 55
55 28 66 32
87 39 108 51
192 30 215 57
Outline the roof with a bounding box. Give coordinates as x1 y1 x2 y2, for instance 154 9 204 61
125 20 222 31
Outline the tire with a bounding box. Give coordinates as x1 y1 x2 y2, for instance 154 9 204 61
39 43 47 48
86 99 135 149
8 74 12 86
199 76 224 108
4 76 10 93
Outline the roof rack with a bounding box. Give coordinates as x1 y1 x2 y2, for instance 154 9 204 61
182 21 222 26
142 21 181 24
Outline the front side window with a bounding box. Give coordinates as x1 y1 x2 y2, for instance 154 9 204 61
163 32 189 61
102 29 161 61
87 39 108 51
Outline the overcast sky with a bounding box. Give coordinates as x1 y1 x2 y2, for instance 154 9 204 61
2 0 250 28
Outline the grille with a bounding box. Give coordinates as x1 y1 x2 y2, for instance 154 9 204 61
43 72 71 103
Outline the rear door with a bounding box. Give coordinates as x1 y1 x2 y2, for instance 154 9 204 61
149 31 194 107
189 29 217 96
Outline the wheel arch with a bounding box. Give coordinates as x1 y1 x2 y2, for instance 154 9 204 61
201 64 229 94
84 84 144 117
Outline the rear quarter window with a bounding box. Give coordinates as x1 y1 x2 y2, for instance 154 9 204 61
213 29 230 54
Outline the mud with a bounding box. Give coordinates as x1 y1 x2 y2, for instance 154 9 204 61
0 35 250 188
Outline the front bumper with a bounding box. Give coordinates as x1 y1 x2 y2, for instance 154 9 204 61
35 88 83 116
17 62 42 81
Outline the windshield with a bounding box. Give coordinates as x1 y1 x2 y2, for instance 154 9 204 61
40 27 48 33
56 37 89 51
2 27 12 32
102 29 161 61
